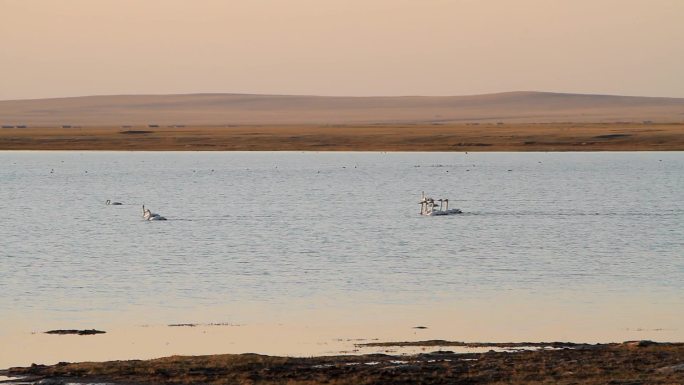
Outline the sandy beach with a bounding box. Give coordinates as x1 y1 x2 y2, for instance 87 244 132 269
1 122 683 151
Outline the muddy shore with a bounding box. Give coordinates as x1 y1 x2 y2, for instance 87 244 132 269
5 341 684 384
1 123 683 151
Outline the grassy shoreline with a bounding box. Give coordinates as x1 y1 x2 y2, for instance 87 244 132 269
1 123 683 151
5 341 684 384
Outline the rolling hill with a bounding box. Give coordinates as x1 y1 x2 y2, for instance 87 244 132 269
1 92 683 126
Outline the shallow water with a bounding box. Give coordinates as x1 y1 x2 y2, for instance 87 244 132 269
1 151 683 366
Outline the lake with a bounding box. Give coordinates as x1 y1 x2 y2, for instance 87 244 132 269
1 151 682 367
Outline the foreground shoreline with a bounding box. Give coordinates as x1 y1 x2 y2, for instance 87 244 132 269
1 123 683 151
4 341 684 384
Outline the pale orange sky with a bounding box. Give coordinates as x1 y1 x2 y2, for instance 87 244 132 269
1 0 683 100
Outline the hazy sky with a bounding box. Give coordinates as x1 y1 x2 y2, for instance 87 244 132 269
2 0 683 100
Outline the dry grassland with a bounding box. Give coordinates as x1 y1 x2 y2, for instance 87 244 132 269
1 123 682 151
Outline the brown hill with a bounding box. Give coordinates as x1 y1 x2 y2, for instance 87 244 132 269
1 92 683 126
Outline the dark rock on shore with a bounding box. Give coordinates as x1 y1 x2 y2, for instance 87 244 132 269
44 329 105 336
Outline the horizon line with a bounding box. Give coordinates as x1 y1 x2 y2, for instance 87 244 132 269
2 90 684 103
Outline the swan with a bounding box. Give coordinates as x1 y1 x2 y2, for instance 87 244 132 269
106 200 123 205
142 205 167 221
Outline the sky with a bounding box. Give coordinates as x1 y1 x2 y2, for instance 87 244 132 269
1 0 683 100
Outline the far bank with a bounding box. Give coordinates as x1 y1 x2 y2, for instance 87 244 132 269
0 123 683 151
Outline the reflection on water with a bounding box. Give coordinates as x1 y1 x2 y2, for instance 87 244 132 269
0 151 682 367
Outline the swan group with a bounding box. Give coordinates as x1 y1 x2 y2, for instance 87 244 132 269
142 205 167 221
419 192 463 216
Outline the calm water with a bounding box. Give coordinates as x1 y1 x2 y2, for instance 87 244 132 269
1 151 683 329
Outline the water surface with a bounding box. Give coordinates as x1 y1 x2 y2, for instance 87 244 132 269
1 151 682 366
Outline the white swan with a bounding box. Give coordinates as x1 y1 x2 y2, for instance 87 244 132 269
142 205 167 221
106 200 123 205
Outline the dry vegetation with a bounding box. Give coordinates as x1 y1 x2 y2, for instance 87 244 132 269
3 92 683 151
1 123 683 151
6 342 684 384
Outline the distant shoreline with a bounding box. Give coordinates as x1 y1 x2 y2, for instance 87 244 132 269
1 123 683 151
